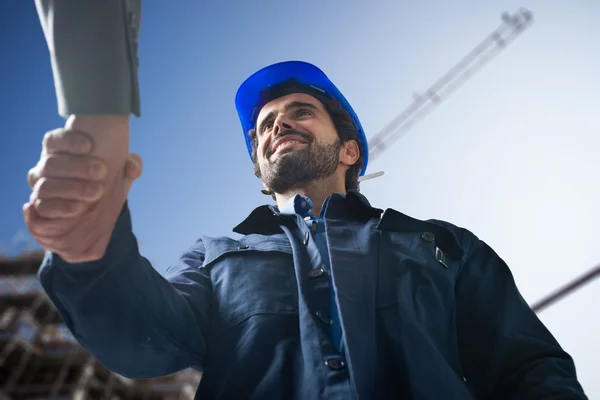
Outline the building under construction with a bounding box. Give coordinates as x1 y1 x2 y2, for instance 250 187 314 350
0 251 201 400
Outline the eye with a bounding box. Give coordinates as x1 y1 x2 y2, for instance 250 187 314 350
260 121 273 134
295 108 312 117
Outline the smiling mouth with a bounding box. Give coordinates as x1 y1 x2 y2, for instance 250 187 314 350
274 140 307 153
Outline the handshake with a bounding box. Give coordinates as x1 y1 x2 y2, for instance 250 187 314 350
23 116 143 263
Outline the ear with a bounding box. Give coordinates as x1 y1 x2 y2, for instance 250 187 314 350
339 140 360 167
261 181 272 195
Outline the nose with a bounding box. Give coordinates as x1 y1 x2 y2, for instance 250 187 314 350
272 115 294 137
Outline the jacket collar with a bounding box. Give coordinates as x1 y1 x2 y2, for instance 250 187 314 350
232 190 382 235
232 190 462 259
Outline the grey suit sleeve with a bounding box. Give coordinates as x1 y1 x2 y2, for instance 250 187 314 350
35 0 142 117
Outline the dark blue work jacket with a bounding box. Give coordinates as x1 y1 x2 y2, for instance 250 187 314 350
38 191 587 399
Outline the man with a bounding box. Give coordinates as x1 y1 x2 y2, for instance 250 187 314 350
27 3 587 399
25 59 588 398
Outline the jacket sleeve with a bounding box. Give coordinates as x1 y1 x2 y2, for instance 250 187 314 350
35 0 141 117
37 204 212 379
455 240 588 399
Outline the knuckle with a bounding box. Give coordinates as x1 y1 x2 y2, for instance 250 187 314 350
41 131 53 148
43 129 91 154
37 156 52 176
27 167 38 186
34 177 49 194
42 129 60 149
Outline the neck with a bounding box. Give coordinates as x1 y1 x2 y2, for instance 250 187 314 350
274 177 346 216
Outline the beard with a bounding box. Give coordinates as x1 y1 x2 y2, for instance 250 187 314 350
259 132 342 194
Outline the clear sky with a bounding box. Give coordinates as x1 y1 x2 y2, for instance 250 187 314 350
1 0 598 396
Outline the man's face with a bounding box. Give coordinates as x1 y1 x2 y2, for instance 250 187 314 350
255 93 343 194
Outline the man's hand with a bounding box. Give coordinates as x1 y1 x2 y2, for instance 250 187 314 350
24 115 142 263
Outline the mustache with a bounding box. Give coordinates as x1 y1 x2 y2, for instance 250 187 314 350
267 130 313 157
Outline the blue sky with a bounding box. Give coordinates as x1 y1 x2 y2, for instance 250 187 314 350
1 1 598 395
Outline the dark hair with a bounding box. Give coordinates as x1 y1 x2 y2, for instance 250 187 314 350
248 86 364 198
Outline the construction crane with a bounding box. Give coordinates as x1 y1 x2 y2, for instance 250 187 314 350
365 7 599 314
368 7 533 162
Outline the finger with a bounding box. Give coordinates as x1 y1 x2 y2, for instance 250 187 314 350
34 177 104 202
23 202 33 231
123 153 143 195
24 202 73 238
32 198 86 219
27 166 38 188
125 153 143 180
42 128 93 155
24 202 63 239
30 154 107 185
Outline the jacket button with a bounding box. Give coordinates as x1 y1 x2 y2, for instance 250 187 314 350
309 268 325 278
304 231 310 246
421 232 435 242
325 358 345 370
315 311 332 326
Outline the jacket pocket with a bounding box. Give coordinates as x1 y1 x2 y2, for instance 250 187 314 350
376 231 459 316
200 236 298 330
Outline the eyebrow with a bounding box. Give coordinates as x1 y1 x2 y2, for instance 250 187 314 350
257 101 319 131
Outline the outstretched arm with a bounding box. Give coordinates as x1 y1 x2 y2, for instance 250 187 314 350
27 1 144 264
38 204 212 378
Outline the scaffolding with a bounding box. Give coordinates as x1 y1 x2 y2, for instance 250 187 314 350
0 252 201 400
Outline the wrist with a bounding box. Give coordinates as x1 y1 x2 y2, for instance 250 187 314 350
65 115 130 170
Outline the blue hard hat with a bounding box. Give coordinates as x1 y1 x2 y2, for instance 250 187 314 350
235 61 369 176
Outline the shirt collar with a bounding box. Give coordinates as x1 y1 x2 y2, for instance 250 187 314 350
279 194 316 219
232 190 383 235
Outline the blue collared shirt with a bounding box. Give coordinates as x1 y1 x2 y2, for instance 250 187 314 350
279 194 345 357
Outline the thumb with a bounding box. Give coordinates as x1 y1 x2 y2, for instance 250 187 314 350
123 153 143 193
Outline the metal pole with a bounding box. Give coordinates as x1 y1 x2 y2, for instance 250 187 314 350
531 264 600 313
